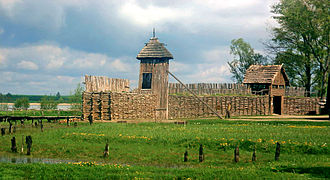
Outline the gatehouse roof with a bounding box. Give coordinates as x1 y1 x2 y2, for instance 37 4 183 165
243 65 289 85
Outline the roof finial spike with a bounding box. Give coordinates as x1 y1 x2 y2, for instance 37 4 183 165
152 28 155 38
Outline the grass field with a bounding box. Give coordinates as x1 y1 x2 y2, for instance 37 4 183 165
0 118 329 179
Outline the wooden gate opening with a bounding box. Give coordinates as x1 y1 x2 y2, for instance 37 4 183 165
273 96 282 115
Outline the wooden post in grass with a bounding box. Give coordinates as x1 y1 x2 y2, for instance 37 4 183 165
184 150 188 162
21 135 24 153
20 119 24 126
252 147 256 162
34 122 38 127
234 146 239 163
66 117 70 126
40 121 44 132
11 137 17 153
88 114 93 125
275 142 280 161
9 121 12 134
1 128 5 136
26 136 32 155
199 144 204 162
103 143 109 158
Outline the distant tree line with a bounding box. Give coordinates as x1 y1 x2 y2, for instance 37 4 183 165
0 93 71 103
0 83 83 111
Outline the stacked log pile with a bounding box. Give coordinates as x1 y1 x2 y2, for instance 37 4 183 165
82 92 157 121
283 97 319 115
168 95 270 119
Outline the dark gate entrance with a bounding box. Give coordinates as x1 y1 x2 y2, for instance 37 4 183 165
273 96 282 115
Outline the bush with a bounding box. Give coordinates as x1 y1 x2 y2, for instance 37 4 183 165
40 96 59 110
14 97 30 110
70 83 83 110
0 104 9 111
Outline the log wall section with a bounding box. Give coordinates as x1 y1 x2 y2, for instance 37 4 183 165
85 75 130 93
83 92 157 121
283 97 319 115
168 95 270 119
82 93 319 121
169 83 251 95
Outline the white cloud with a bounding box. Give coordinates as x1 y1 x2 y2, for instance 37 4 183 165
170 61 190 73
110 59 130 72
0 54 6 67
0 43 138 94
119 0 192 26
56 75 75 83
0 27 4 34
187 64 231 83
194 0 261 11
47 58 65 69
17 60 39 70
203 47 232 62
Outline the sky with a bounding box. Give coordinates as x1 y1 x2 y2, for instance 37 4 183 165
0 0 279 95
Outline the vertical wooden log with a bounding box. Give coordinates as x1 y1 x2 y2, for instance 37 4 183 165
103 143 109 158
11 137 17 152
88 114 93 125
1 128 5 136
234 146 239 163
9 121 12 134
66 117 70 126
184 150 188 162
34 122 38 127
20 119 24 126
275 142 280 161
21 135 24 153
252 147 256 162
40 121 44 132
199 144 204 162
26 136 32 155
11 137 17 153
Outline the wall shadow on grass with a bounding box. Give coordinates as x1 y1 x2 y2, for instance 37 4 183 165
273 166 329 178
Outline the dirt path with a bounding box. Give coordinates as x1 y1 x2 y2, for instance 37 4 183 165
227 115 329 122
97 115 329 123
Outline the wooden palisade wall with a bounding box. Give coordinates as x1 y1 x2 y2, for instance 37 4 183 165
85 75 130 93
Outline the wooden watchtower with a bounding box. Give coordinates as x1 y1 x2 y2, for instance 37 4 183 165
136 32 173 119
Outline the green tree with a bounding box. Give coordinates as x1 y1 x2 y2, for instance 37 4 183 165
228 38 268 83
55 92 61 100
40 96 59 110
269 0 329 97
70 83 83 110
14 97 30 110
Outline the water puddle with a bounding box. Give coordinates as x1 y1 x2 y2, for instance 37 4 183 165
0 156 76 164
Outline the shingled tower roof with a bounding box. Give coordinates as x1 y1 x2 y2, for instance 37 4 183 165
137 37 173 60
243 65 289 85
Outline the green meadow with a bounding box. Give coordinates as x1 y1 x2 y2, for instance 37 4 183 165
0 118 329 179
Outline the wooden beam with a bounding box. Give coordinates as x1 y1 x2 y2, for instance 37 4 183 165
167 70 223 119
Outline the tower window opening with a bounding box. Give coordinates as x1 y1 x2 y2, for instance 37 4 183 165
142 73 152 89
